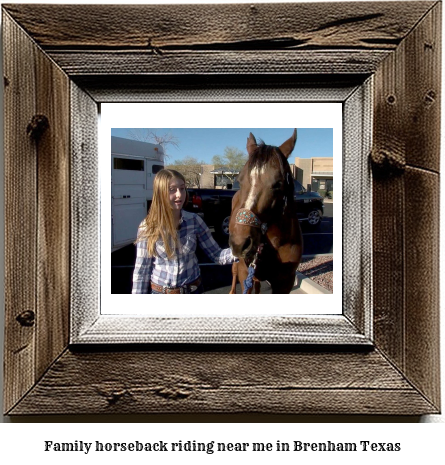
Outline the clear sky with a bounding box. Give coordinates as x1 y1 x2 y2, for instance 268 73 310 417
110 128 333 164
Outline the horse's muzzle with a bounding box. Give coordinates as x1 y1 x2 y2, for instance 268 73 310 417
229 234 254 259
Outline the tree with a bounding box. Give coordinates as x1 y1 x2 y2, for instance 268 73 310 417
166 156 205 187
211 146 247 184
127 129 179 161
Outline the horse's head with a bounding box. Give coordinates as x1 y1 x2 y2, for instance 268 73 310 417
229 129 297 259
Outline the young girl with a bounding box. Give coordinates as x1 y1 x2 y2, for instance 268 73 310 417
132 169 237 294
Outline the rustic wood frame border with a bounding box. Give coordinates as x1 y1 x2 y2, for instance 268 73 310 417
2 2 441 415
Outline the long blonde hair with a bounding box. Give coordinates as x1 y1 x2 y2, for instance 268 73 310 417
136 169 188 259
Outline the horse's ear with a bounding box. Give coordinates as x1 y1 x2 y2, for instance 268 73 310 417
279 128 297 158
246 132 257 156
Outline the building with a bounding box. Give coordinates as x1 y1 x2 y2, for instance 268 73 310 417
199 165 240 189
293 157 333 196
195 159 334 195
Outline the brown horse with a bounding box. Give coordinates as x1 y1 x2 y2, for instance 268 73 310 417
228 129 303 294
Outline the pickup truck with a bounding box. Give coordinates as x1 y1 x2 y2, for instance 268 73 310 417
185 180 324 237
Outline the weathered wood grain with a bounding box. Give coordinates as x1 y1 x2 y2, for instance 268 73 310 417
371 2 440 173
405 168 441 408
8 349 437 415
404 2 441 172
3 1 434 78
2 2 435 50
372 1 441 412
3 12 38 414
34 38 71 382
3 10 72 412
372 175 405 367
372 45 406 370
47 50 390 76
401 1 441 410
70 83 99 338
342 80 373 336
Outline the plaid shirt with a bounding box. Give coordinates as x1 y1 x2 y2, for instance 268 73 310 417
132 210 236 293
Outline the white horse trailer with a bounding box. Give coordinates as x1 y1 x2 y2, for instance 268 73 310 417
111 136 164 252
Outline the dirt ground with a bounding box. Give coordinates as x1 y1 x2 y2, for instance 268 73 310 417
298 255 333 292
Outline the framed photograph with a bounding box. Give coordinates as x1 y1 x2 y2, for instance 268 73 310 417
3 2 440 415
101 104 344 315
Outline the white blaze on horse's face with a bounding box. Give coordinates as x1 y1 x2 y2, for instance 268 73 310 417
245 165 266 210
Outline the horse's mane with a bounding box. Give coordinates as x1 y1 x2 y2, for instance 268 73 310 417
247 141 280 171
247 141 293 181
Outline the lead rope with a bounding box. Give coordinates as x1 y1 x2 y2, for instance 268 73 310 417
242 266 256 294
242 246 261 293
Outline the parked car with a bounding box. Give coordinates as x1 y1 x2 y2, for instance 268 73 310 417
185 179 324 237
293 180 324 228
185 187 236 237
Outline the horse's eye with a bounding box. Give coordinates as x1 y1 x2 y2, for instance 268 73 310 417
272 181 283 190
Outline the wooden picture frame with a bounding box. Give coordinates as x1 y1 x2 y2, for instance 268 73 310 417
2 2 441 415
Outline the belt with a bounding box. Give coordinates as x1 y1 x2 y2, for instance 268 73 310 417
151 277 201 294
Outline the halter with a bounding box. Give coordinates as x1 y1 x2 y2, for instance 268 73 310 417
235 208 268 235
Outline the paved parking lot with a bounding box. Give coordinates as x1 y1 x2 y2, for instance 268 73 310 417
302 201 333 255
111 201 333 294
